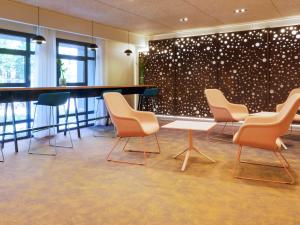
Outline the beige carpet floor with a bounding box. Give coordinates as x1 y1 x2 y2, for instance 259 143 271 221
1 122 300 225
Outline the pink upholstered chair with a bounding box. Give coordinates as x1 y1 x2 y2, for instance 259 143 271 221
233 93 300 184
205 89 249 136
276 88 300 127
103 92 160 165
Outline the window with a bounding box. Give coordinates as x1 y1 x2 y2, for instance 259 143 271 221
0 29 35 140
56 39 96 130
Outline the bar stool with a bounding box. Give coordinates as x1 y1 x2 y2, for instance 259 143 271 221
1 102 19 162
138 88 159 111
28 92 73 156
93 89 122 137
0 144 4 162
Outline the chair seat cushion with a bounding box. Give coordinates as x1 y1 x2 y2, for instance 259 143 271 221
293 114 300 122
232 113 249 121
276 138 283 150
141 122 160 135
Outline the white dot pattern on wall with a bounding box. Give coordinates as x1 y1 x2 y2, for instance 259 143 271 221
140 25 300 117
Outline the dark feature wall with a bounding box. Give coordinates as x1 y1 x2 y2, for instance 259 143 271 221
141 25 300 117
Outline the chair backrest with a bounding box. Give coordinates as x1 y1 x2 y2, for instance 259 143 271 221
204 89 235 122
276 93 300 136
101 89 122 98
235 94 300 150
36 92 70 106
204 89 229 108
287 88 300 98
103 92 133 123
276 88 300 112
142 88 159 97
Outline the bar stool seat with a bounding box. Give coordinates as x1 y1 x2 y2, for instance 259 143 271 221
94 89 122 137
28 92 73 156
138 88 159 111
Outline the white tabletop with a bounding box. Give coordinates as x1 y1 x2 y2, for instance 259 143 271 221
162 120 216 131
250 111 277 116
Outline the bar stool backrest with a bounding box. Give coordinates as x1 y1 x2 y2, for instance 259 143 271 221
36 92 70 106
142 88 159 97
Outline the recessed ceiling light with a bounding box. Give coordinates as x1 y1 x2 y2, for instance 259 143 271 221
179 17 188 22
234 8 247 14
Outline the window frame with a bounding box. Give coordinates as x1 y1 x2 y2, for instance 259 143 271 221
0 29 34 87
56 38 96 130
0 28 35 140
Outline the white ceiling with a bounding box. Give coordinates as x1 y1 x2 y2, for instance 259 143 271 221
15 0 300 35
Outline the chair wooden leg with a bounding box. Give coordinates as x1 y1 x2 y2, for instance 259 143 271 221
276 151 290 168
154 133 161 153
207 122 233 143
234 145 242 177
273 151 294 184
121 138 130 152
141 137 147 165
106 137 121 161
234 146 295 184
279 138 288 150
124 134 160 154
106 137 146 165
221 122 227 134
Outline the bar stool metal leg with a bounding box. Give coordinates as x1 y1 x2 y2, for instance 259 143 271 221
73 98 81 138
1 103 8 149
50 106 58 155
28 104 40 154
64 98 70 136
1 103 8 162
29 104 73 156
140 95 144 111
28 104 57 156
0 145 4 162
93 98 101 137
65 105 74 148
93 98 115 138
49 105 73 149
11 103 18 153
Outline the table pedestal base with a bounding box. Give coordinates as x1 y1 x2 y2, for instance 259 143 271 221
174 130 216 171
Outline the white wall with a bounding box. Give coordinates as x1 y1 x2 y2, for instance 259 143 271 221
103 40 137 106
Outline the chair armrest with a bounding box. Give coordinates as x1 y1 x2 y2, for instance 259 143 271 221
233 122 280 150
228 102 249 114
133 110 158 124
112 115 145 137
208 105 236 122
243 114 278 125
276 103 284 112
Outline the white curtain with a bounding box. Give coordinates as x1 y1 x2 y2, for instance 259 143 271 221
31 28 57 137
94 38 106 126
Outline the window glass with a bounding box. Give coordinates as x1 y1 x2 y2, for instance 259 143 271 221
0 54 25 83
57 39 96 130
0 29 34 141
0 33 26 50
59 42 85 56
88 48 96 57
60 59 84 83
88 60 95 86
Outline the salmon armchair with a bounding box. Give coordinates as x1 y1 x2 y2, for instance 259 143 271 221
276 88 300 127
205 89 249 136
233 93 300 184
103 92 160 165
